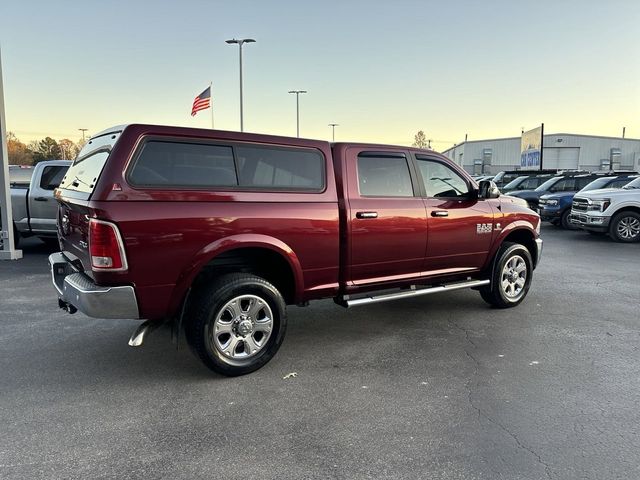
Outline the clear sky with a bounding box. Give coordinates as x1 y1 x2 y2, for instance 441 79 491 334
1 0 639 150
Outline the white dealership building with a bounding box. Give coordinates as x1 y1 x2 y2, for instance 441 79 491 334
442 133 640 175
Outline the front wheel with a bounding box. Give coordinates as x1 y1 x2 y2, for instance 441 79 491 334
561 209 577 230
185 273 288 376
609 211 640 243
480 242 533 308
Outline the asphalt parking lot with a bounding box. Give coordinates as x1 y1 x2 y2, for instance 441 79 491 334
1 226 639 480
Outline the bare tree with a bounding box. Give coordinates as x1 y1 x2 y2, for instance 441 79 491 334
58 139 77 160
412 130 429 149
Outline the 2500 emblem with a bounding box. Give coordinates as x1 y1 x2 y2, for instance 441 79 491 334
477 223 493 234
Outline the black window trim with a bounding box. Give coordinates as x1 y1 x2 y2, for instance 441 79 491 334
356 150 420 198
126 135 327 193
413 154 474 200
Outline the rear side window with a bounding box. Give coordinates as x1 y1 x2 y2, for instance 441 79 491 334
235 145 324 190
129 141 324 191
129 141 237 187
357 155 414 197
40 166 67 191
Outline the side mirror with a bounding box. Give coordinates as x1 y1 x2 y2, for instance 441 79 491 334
478 180 500 199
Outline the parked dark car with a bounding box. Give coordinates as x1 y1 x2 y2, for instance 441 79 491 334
539 175 638 228
492 169 560 188
500 174 555 194
507 173 623 210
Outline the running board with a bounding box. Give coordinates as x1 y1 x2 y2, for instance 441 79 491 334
339 279 490 308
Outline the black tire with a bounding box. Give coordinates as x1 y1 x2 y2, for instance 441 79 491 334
479 242 533 309
560 209 576 230
609 211 640 243
185 273 287 376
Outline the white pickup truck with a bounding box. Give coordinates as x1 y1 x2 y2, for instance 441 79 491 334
2 160 71 247
571 176 640 242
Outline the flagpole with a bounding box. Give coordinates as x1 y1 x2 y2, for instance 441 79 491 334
210 81 214 130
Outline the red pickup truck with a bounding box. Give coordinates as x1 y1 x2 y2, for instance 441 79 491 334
49 124 542 376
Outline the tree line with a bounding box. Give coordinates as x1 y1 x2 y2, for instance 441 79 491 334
5 132 87 165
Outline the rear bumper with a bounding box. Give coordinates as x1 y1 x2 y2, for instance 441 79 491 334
48 252 140 319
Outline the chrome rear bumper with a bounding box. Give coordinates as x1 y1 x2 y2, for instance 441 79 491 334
49 252 139 319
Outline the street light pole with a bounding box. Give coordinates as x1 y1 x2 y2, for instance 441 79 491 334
328 123 339 142
226 38 255 132
78 128 88 141
288 90 307 138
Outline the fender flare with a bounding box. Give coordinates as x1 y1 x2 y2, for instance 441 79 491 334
483 221 538 273
168 234 305 315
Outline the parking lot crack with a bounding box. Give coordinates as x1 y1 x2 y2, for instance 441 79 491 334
448 317 554 480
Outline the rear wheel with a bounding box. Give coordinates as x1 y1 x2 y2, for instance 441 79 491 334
480 242 533 308
185 273 287 376
609 211 640 243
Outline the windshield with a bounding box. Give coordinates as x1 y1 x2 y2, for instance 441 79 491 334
580 177 613 192
503 176 528 190
623 177 640 189
535 177 562 192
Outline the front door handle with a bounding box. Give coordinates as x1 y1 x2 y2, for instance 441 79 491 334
356 211 378 219
34 197 48 202
431 210 448 217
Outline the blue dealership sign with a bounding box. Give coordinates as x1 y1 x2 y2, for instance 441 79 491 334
521 150 540 168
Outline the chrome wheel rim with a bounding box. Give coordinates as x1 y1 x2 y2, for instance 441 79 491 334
501 255 527 300
208 295 273 362
617 217 640 240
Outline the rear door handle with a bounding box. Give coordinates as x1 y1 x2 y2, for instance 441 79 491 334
431 210 448 217
34 197 48 202
356 211 378 219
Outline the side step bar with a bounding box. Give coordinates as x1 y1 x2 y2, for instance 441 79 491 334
338 279 490 308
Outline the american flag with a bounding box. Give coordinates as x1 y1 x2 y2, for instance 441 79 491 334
191 86 211 116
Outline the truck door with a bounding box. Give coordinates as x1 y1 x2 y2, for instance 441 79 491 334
345 148 428 286
414 156 495 274
28 164 68 234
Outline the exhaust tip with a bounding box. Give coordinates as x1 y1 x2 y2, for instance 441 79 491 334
128 320 158 347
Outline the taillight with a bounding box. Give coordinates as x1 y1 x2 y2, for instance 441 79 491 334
89 219 128 271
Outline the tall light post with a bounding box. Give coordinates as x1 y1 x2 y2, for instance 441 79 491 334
225 38 255 132
328 123 339 142
78 128 88 141
288 90 307 138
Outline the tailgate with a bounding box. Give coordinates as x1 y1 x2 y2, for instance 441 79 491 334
57 198 93 276
54 128 122 277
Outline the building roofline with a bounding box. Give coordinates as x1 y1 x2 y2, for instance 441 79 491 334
442 132 640 154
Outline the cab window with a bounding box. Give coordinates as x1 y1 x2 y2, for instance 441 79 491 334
357 154 414 197
416 159 469 198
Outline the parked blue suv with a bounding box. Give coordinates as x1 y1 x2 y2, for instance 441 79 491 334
539 175 638 228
